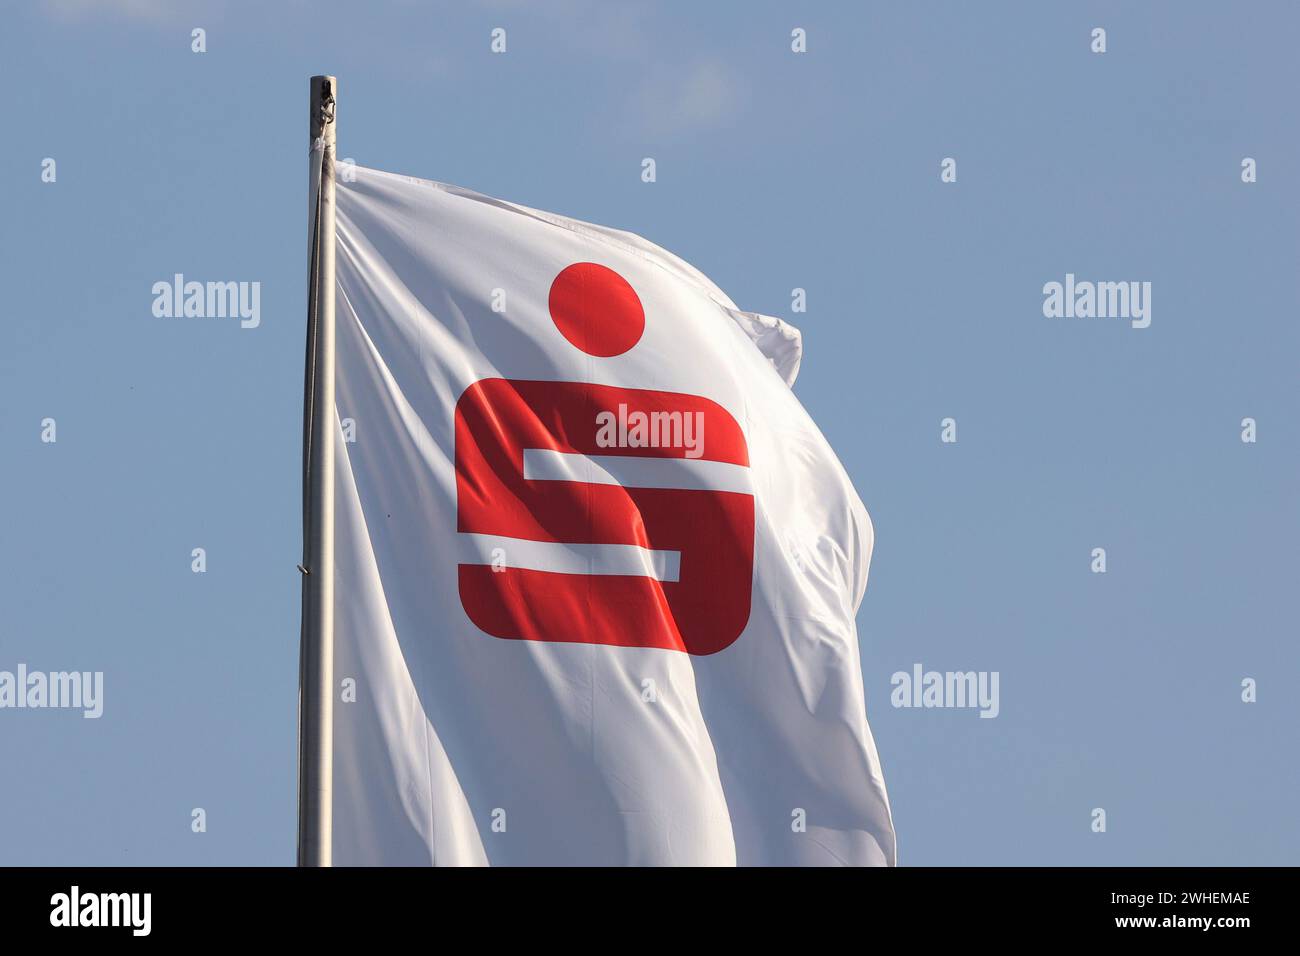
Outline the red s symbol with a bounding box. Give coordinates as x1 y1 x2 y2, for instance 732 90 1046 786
455 265 755 655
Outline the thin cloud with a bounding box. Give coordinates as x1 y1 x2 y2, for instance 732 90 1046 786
626 58 746 140
40 0 221 23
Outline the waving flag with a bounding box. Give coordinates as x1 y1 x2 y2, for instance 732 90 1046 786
329 164 894 865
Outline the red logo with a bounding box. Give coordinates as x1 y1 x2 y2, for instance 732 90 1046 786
455 264 754 655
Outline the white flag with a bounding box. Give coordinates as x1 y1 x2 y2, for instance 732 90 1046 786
331 164 895 866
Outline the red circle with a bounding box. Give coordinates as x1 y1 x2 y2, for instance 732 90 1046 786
548 263 645 357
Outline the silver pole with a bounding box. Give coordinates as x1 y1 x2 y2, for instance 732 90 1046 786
298 74 337 867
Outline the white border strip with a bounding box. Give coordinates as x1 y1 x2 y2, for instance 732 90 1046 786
460 533 680 582
522 449 751 494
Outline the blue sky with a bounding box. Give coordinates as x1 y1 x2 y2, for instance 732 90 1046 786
1 0 1297 865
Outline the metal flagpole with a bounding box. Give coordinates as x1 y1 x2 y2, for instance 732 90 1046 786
298 74 337 867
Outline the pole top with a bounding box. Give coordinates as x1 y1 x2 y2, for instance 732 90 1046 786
310 75 337 149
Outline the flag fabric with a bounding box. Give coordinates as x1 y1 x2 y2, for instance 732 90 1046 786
330 164 896 865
